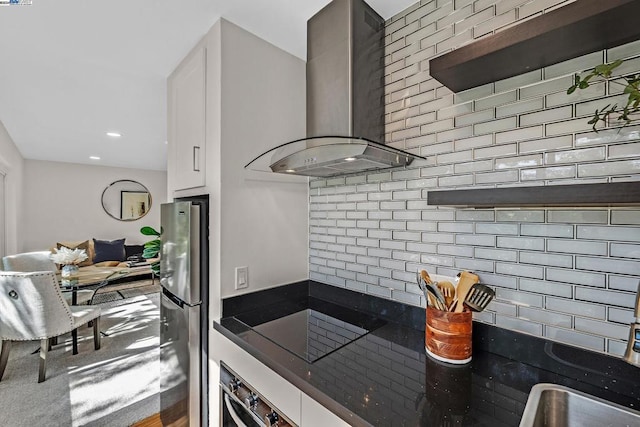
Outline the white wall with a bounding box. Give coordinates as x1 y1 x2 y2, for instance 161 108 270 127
0 120 25 255
219 19 309 299
22 159 167 252
170 19 309 310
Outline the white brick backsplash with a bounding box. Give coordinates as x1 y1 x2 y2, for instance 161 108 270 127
578 159 640 178
609 142 640 159
519 306 572 328
576 256 639 277
519 279 572 298
497 236 545 251
496 262 544 279
608 306 635 324
474 9 516 38
547 210 608 224
521 165 576 181
456 234 495 246
520 107 572 127
496 210 545 222
577 225 640 242
611 210 640 225
476 223 519 234
520 75 573 99
307 6 640 357
495 153 543 169
546 267 605 288
546 81 606 108
575 125 640 147
608 38 640 61
474 143 517 159
575 94 627 118
546 239 607 256
496 97 544 118
495 0 528 15
545 326 604 352
520 251 572 268
609 275 640 292
575 286 635 309
497 315 543 336
545 147 606 164
476 169 519 184
496 126 544 145
545 51 603 79
521 224 573 238
475 247 517 261
495 69 542 93
545 297 606 320
575 317 629 341
474 117 517 135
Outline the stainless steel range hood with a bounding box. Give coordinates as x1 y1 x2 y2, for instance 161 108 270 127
245 0 424 177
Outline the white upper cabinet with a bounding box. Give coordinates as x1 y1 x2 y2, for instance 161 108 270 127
168 45 207 191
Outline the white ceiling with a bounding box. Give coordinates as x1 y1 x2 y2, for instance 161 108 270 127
0 0 415 171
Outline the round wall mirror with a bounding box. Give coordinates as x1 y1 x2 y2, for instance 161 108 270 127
101 179 152 221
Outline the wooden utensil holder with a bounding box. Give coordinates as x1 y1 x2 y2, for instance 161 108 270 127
425 306 472 364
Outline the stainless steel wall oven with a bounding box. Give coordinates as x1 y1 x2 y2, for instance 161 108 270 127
220 363 296 427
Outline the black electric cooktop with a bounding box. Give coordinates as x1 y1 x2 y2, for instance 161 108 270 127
233 298 386 363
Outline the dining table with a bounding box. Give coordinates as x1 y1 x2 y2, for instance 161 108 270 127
56 265 152 354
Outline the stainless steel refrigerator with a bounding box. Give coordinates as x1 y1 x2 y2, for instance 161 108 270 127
160 197 209 426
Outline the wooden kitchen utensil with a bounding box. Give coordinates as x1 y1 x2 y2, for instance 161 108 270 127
420 269 433 284
464 283 495 312
436 281 456 310
454 271 479 313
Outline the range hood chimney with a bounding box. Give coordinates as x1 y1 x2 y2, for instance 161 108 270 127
245 0 423 177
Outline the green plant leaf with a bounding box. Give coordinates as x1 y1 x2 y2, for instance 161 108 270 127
140 226 160 236
144 239 161 249
143 247 160 259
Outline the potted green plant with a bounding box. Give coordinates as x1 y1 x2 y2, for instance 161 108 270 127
568 59 640 131
140 226 161 276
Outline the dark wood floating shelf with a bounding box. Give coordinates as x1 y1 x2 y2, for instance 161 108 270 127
427 182 640 207
429 0 640 92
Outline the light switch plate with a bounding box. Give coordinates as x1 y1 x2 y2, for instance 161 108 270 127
235 266 248 290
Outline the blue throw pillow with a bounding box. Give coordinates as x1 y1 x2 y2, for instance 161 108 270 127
93 238 126 263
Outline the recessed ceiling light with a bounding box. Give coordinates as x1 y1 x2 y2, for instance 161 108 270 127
344 157 356 161
106 132 121 138
90 156 101 160
285 169 296 173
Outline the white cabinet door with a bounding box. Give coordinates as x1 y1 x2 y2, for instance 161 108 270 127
301 393 351 427
169 45 206 191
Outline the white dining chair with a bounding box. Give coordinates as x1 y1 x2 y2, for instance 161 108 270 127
0 271 101 383
2 251 94 305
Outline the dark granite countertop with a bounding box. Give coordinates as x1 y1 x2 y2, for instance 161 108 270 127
215 281 640 426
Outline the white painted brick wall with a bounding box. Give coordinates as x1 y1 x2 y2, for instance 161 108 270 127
308 0 640 357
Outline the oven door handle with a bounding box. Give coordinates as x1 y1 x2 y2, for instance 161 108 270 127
225 393 250 427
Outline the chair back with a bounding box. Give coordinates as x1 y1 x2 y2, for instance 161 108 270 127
2 251 57 273
0 271 75 341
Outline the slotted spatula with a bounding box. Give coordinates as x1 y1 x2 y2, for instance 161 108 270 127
464 283 495 312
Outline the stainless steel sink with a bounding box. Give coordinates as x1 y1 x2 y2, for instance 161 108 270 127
520 383 640 427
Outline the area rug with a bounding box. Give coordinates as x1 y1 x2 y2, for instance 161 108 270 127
0 293 160 427
90 278 161 305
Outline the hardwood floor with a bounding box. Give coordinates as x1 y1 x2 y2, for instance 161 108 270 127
131 412 188 427
131 413 162 427
131 399 189 427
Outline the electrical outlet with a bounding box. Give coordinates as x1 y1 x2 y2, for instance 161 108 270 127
235 266 248 290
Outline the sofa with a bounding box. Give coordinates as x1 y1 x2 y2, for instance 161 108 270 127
54 238 152 279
